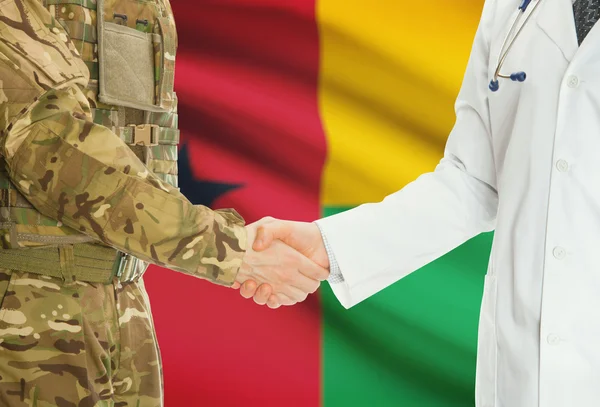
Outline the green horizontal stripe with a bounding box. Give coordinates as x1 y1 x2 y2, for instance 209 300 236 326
45 0 97 10
322 205 492 407
322 206 352 218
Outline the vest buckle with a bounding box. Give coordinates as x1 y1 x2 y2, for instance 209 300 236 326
112 251 143 283
128 124 159 146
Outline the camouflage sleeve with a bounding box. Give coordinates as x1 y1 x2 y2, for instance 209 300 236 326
0 0 246 286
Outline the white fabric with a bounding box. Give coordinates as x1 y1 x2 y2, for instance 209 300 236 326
316 0 600 406
314 222 344 283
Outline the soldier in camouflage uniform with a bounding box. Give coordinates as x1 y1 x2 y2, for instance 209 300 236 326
0 0 329 405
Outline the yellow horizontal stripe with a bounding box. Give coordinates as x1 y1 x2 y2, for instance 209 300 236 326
318 0 484 205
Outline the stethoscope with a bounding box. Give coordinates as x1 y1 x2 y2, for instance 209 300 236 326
489 0 543 92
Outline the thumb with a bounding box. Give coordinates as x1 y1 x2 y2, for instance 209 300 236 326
252 222 289 251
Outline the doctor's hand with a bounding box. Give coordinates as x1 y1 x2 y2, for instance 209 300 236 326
238 218 330 308
232 219 329 308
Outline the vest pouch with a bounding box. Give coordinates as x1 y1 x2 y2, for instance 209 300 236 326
97 22 161 111
97 0 167 112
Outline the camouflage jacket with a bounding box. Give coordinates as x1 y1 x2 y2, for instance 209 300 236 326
0 0 246 286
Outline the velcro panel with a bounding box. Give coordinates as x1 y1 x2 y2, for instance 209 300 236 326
99 22 156 109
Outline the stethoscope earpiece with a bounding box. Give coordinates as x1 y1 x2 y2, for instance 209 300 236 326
519 0 532 11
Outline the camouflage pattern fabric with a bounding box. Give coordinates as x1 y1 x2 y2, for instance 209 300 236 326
0 0 247 286
0 267 162 406
49 0 99 81
153 16 176 111
0 1 248 403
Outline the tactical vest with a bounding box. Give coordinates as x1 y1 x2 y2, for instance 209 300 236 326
0 0 179 282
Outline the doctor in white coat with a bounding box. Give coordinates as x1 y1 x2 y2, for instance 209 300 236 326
240 0 600 405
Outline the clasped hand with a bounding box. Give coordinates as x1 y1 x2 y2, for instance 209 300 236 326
233 217 329 309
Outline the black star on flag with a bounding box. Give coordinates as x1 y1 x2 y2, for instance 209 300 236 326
177 143 243 207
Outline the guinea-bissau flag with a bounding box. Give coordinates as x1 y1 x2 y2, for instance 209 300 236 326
143 1 493 406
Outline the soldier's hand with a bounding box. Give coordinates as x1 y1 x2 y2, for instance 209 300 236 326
234 220 329 308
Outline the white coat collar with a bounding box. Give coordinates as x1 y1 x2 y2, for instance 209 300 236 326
536 0 578 61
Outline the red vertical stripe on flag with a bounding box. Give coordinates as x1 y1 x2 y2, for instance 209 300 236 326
144 1 326 406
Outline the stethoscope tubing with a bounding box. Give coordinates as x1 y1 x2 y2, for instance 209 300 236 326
490 0 543 90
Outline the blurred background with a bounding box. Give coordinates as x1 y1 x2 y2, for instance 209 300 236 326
143 0 492 406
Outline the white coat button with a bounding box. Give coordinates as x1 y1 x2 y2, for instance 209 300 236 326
567 75 579 88
553 246 566 260
556 159 569 172
547 334 561 345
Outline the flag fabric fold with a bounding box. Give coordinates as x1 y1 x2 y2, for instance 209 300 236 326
143 1 488 406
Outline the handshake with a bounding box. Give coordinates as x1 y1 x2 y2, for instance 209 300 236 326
232 217 330 309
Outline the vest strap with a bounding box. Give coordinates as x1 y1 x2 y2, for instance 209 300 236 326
0 188 34 209
116 125 179 146
0 244 142 284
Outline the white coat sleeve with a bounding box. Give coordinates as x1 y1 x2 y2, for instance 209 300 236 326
316 0 499 309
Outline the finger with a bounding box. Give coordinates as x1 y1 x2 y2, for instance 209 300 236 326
267 293 298 309
254 284 273 305
275 293 296 306
279 284 308 303
240 280 258 299
267 295 281 309
253 221 291 252
284 269 320 295
253 226 276 252
254 216 277 227
266 293 295 308
252 283 273 305
296 253 330 281
231 281 241 290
